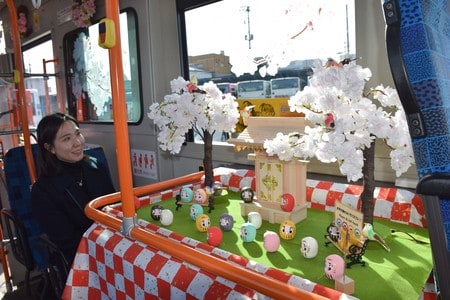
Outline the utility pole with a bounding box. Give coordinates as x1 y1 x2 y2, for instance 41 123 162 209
243 6 253 49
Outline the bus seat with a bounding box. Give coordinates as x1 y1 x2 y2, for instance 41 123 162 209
3 144 111 270
383 0 450 298
2 145 46 270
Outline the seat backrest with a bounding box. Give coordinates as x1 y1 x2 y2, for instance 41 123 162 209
384 0 450 297
2 145 45 269
384 0 450 177
2 144 111 270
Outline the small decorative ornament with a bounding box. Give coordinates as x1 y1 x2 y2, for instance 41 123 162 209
189 204 203 221
263 231 280 252
195 214 211 232
280 193 295 212
160 209 174 226
247 211 262 229
180 187 194 203
219 213 234 231
324 254 345 280
279 220 296 240
72 0 96 28
213 181 223 196
300 237 319 258
151 204 164 221
240 222 256 242
194 188 208 204
31 0 42 9
240 187 254 203
362 223 390 252
17 5 29 38
207 226 223 247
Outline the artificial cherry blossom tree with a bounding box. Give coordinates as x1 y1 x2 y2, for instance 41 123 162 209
264 62 415 224
148 77 240 189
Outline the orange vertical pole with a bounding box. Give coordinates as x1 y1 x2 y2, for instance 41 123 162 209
104 1 136 224
2 0 36 293
6 0 36 183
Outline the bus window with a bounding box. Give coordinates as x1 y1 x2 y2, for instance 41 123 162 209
216 83 237 97
237 80 271 99
271 77 305 98
23 38 58 116
63 9 142 123
29 89 42 126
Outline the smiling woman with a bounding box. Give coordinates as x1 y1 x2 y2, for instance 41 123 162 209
30 113 115 287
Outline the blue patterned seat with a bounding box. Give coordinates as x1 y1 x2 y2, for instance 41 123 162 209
3 144 111 271
384 0 450 298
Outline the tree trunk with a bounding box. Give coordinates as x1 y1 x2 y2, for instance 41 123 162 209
203 130 214 188
361 141 375 224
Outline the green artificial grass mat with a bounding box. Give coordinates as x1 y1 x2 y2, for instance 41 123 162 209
137 190 432 300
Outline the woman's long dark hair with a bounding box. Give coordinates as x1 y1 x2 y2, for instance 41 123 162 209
36 113 81 176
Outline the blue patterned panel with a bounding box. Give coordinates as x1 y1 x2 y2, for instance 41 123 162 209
395 0 450 254
3 146 41 238
443 198 450 244
399 0 450 178
3 145 46 269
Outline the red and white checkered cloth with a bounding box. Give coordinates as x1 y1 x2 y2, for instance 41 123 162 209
214 168 426 228
63 211 356 299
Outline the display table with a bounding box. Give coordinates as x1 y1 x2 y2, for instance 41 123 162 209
63 212 350 299
63 168 431 299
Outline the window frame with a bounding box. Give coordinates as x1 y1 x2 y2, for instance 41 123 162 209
62 7 143 125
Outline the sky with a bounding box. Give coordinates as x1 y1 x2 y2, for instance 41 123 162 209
185 0 355 76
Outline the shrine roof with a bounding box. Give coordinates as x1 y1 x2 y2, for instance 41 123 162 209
228 117 310 151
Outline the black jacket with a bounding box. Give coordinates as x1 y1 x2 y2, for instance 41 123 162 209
31 156 115 265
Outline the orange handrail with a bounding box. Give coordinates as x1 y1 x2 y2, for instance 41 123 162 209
6 0 36 183
85 171 326 300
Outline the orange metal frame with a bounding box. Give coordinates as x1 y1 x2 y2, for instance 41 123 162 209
3 0 324 298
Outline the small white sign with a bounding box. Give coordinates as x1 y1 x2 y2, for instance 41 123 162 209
131 149 158 180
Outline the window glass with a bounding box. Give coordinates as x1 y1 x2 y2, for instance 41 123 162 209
64 9 141 123
22 39 57 126
185 0 355 140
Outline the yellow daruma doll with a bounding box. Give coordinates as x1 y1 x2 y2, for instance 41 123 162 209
279 220 296 240
196 214 211 232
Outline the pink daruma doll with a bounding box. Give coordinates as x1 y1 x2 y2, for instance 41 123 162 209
263 231 280 252
324 254 345 280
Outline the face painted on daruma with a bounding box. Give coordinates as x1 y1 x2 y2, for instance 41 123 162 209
47 120 85 163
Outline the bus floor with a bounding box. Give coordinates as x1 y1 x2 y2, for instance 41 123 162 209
0 255 57 300
0 265 46 300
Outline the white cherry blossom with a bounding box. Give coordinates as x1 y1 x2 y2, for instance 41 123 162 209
264 62 415 182
148 77 240 155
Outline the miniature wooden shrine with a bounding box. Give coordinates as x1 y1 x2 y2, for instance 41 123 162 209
228 117 310 224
